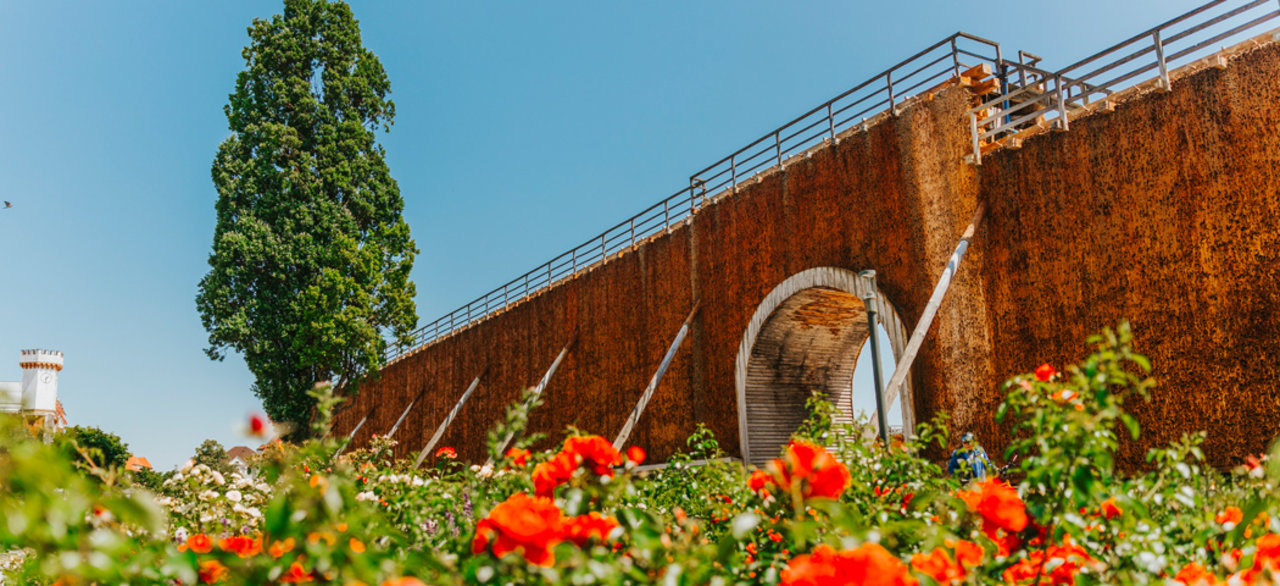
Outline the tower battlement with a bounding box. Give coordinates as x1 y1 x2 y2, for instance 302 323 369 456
19 349 64 372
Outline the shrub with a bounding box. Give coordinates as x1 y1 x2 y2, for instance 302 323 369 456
1 322 1277 584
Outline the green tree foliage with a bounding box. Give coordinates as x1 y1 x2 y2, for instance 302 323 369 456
193 439 232 474
130 467 172 492
196 0 418 428
58 425 131 472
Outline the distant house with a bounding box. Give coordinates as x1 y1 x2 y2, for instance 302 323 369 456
226 446 256 471
126 455 153 472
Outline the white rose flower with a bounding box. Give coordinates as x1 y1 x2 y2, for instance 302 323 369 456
211 471 226 486
225 490 242 503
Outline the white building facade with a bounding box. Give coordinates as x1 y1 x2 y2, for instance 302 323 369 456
0 349 66 434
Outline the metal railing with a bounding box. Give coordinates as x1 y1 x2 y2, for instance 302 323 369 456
970 0 1280 163
386 32 1004 362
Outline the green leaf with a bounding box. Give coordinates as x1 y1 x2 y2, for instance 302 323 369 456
1121 414 1141 440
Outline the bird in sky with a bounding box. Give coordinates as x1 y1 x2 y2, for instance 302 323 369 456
2 201 10 209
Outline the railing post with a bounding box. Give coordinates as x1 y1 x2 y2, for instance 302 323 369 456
1054 75 1070 131
524 273 530 297
969 111 982 165
630 217 636 247
774 132 782 166
572 248 577 275
827 103 835 141
546 262 552 287
731 154 738 191
664 199 670 233
950 37 960 77
886 71 896 115
1153 30 1170 91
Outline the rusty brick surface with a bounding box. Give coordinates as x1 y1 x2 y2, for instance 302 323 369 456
332 83 988 465
977 42 1280 469
334 41 1280 471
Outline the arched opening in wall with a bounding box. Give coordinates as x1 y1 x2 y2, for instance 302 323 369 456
734 268 912 466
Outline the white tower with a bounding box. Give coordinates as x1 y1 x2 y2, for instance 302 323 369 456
20 349 62 417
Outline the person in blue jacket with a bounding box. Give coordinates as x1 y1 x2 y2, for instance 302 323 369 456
947 432 991 483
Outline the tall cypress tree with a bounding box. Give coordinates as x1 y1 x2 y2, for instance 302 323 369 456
197 0 417 428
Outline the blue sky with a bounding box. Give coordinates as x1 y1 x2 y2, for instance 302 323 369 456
0 0 1206 469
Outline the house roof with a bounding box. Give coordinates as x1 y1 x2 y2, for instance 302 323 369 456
226 446 256 462
125 455 152 471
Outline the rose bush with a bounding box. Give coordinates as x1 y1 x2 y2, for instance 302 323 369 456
2 322 1279 584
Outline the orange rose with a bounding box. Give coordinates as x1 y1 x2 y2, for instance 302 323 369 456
782 543 917 586
218 535 261 558
472 492 566 567
1001 537 1090 585
563 512 620 547
1173 562 1217 585
626 445 646 466
911 548 964 584
381 578 427 586
182 533 213 554
531 435 623 497
1248 533 1280 580
505 448 531 467
766 441 851 502
748 469 773 497
958 478 1028 533
948 539 984 568
435 446 456 459
532 451 579 498
562 435 623 475
268 537 296 559
198 559 228 584
1217 506 1243 526
1099 498 1122 520
279 561 314 583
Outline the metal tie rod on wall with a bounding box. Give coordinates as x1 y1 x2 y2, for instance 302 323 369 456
882 204 987 411
413 372 485 469
334 407 375 458
612 301 701 450
486 336 577 467
385 393 422 440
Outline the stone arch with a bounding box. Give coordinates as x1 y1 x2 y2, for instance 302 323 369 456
734 267 913 465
